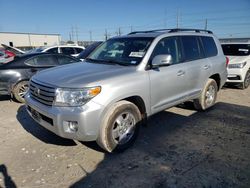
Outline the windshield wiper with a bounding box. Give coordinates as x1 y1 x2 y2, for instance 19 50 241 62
101 59 131 66
86 58 131 66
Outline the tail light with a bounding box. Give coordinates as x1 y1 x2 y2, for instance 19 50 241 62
225 56 229 67
5 50 15 58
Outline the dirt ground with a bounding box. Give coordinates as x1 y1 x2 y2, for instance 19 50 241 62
0 86 249 188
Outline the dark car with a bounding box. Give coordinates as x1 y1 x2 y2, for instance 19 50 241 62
0 53 79 102
77 41 102 60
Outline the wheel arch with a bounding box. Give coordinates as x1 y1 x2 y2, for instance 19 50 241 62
209 74 221 90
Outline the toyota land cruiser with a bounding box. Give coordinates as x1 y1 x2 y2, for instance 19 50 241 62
25 29 227 152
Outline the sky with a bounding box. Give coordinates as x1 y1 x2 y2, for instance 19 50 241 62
0 0 250 41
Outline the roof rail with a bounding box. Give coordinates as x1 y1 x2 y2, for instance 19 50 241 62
128 28 213 35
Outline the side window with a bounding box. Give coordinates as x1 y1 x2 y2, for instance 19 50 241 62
151 36 183 64
61 47 75 55
47 47 58 54
25 55 57 66
181 36 202 61
57 56 78 65
75 48 83 54
201 36 218 57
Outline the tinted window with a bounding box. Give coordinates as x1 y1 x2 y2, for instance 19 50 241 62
222 44 250 56
57 56 78 65
61 47 75 55
151 37 183 64
75 48 83 53
47 47 58 53
181 36 202 61
201 36 218 57
25 55 57 66
78 42 102 59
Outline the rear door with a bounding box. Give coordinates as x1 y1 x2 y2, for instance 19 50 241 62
180 35 212 98
148 36 189 114
24 54 58 77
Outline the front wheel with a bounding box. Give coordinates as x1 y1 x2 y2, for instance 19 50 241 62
13 81 29 103
194 78 218 111
97 100 142 153
241 70 250 89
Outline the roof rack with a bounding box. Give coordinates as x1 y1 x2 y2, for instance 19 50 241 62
128 28 213 35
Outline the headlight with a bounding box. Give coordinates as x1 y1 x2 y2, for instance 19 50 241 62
228 62 247 69
54 86 101 106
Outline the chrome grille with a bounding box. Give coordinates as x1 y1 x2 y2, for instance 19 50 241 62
29 80 55 106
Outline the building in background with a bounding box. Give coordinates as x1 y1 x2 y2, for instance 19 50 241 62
0 32 61 51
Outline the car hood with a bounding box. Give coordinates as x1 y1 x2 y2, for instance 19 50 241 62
227 56 249 64
33 62 136 88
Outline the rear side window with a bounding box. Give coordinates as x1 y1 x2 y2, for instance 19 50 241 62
75 48 83 53
47 47 58 54
57 56 78 65
61 47 75 55
181 36 202 61
201 36 218 57
25 55 57 66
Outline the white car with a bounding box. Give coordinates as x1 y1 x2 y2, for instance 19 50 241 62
222 42 250 89
29 45 85 57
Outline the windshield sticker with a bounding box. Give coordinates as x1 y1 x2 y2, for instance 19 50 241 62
239 49 249 52
131 61 137 64
129 51 145 57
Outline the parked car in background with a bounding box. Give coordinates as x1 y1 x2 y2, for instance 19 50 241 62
0 48 16 64
28 45 85 57
77 41 102 61
25 28 227 152
0 53 79 102
1 43 25 55
222 42 250 89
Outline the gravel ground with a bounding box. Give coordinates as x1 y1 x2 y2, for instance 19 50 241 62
0 86 249 188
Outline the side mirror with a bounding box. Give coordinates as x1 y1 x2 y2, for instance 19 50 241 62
152 54 173 68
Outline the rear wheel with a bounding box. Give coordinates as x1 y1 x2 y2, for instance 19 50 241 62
241 70 250 89
194 78 218 111
97 100 141 153
13 81 29 103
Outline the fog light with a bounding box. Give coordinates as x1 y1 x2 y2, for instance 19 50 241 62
63 121 78 132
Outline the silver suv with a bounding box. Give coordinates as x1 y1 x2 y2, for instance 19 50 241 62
25 29 227 152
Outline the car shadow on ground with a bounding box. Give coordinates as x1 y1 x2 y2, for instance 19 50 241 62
0 95 11 101
70 102 250 188
16 105 76 146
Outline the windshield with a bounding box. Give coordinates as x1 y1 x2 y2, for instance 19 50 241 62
27 47 46 54
222 44 250 56
88 37 153 65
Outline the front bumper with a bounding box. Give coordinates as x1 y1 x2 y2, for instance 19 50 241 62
226 68 247 83
25 93 104 141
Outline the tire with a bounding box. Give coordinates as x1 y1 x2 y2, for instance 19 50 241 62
97 100 142 153
13 81 29 103
194 78 218 111
241 70 250 89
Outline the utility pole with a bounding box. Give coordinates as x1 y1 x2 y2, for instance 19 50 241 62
205 19 208 30
69 32 72 41
130 26 133 32
104 29 108 41
71 26 74 42
75 25 79 45
118 27 122 36
89 30 92 42
176 9 180 28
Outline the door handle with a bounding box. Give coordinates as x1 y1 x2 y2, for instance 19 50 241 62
204 65 210 70
177 70 185 76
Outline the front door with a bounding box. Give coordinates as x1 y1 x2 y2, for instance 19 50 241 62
148 36 189 114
